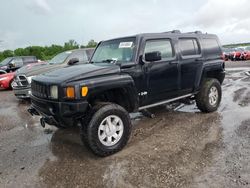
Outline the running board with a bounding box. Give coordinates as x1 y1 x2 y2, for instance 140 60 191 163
138 94 193 110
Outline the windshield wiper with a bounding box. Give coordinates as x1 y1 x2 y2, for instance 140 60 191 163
102 59 117 64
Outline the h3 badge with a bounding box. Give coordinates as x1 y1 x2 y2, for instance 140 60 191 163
138 91 148 96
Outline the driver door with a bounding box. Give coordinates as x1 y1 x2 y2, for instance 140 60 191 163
142 38 179 105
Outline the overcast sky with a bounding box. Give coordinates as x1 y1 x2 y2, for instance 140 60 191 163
0 0 249 51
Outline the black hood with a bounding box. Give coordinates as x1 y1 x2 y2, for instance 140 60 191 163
16 63 65 77
34 63 121 84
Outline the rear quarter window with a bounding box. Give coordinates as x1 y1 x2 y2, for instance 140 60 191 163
201 38 222 57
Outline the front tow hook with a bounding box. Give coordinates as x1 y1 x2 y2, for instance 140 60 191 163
27 108 39 116
40 117 46 128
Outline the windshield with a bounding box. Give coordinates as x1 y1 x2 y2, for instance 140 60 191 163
48 51 72 64
91 37 136 64
245 46 250 51
0 57 12 66
236 48 244 52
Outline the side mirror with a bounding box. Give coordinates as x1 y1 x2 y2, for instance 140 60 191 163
68 58 79 65
145 51 162 62
9 62 15 68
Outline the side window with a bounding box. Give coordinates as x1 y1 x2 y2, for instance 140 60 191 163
71 51 88 64
81 51 88 62
86 49 94 60
179 38 201 57
23 56 36 64
144 39 174 61
12 58 23 67
202 38 221 56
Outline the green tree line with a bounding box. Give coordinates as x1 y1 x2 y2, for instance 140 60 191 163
0 39 97 62
223 42 250 48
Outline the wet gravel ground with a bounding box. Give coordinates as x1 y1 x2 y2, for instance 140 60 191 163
0 61 250 188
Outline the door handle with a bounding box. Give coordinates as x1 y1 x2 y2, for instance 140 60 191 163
169 61 178 64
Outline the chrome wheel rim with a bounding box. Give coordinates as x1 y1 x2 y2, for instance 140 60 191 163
98 115 124 147
209 86 218 106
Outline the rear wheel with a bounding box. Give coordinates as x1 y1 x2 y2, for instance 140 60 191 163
81 103 131 157
195 78 222 113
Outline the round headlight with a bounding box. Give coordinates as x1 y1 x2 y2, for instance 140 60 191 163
50 85 58 99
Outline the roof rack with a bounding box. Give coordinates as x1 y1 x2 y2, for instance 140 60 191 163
163 30 181 34
163 30 204 34
186 31 202 34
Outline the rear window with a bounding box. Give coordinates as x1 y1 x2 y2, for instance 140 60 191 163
202 38 221 56
179 38 201 56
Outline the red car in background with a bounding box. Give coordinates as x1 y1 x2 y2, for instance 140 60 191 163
0 72 15 89
242 46 250 60
229 48 244 61
0 61 46 90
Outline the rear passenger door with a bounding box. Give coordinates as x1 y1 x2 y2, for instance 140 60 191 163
143 38 179 104
179 38 202 94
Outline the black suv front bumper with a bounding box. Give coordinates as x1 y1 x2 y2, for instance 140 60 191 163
29 95 89 127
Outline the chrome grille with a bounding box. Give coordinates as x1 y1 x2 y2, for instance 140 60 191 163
31 81 48 98
14 75 29 87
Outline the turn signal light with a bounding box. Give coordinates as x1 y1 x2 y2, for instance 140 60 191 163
66 86 75 98
81 86 88 97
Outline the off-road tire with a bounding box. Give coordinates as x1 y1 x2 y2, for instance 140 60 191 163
54 124 66 129
196 78 222 113
81 103 131 157
80 103 110 149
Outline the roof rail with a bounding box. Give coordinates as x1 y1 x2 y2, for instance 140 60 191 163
186 31 202 34
163 30 181 34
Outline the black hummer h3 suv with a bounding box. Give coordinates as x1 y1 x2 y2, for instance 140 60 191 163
28 30 225 156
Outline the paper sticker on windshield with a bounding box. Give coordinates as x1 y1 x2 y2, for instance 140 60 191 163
119 42 133 48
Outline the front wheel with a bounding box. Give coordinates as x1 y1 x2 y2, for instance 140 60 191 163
9 80 14 90
195 78 222 113
81 103 131 157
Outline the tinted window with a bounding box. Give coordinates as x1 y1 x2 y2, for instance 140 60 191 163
86 49 94 60
144 39 173 60
70 50 88 63
179 38 200 56
0 57 12 66
12 58 23 67
202 38 221 56
49 51 72 64
23 56 36 64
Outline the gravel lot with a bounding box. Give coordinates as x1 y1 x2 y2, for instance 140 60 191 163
0 60 250 188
